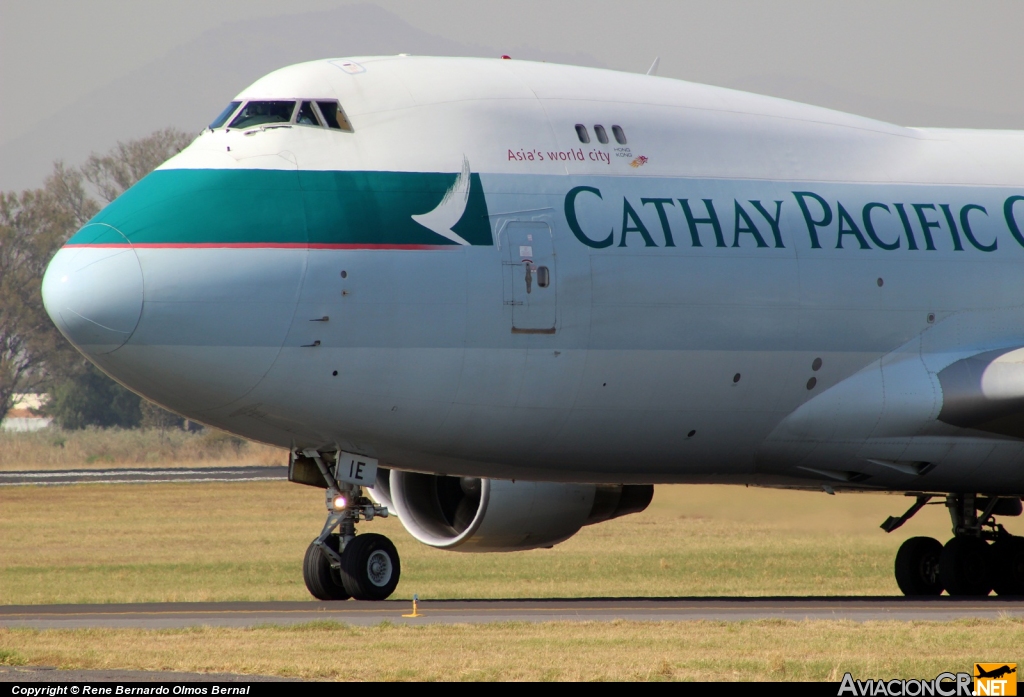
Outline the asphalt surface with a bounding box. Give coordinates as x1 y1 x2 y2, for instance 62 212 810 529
2 597 1022 628
0 466 288 486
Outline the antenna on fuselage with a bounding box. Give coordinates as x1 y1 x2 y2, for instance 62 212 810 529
646 57 660 76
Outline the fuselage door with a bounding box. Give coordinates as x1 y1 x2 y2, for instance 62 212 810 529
503 221 556 334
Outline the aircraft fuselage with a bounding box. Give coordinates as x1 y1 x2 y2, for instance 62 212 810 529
42 56 1024 495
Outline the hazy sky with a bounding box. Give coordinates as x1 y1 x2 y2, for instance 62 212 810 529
3 0 1024 189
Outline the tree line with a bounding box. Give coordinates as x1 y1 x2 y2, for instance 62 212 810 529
0 128 194 429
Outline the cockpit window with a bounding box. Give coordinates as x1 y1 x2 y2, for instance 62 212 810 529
209 101 241 129
316 101 353 132
296 101 322 126
229 101 296 129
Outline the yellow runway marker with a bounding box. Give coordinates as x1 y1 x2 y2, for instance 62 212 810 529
402 594 423 617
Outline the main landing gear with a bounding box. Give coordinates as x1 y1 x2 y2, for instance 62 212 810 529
299 449 401 601
883 493 1024 596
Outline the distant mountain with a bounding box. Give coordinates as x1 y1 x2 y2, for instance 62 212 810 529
0 3 602 193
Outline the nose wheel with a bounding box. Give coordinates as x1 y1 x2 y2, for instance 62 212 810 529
299 449 401 601
338 533 401 600
303 532 401 601
303 534 350 600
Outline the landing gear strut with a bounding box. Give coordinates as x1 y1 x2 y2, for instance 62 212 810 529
884 493 1024 596
299 449 401 601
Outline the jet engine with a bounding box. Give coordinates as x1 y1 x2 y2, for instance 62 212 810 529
371 469 653 552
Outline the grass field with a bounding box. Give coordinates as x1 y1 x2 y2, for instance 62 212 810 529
0 428 285 471
4 480 1021 604
3 479 1023 680
2 619 1022 681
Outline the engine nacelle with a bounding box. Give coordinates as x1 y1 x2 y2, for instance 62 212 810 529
373 469 652 552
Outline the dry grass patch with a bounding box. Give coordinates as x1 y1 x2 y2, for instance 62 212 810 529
1 619 1021 681
3 481 1021 604
0 428 286 470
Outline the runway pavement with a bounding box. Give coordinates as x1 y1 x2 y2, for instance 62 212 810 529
2 597 1022 628
0 466 288 486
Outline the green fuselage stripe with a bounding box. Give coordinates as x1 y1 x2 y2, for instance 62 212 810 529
67 168 493 247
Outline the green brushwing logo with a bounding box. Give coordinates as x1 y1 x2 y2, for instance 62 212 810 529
412 156 473 244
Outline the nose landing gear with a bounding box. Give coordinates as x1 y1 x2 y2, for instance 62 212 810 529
298 449 401 601
884 493 1024 596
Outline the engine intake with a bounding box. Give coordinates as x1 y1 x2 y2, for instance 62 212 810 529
380 469 652 552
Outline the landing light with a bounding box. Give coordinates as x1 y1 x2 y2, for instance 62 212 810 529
332 495 347 510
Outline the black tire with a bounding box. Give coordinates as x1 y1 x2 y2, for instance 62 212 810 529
894 536 943 596
302 534 351 601
991 535 1024 596
940 536 993 596
340 533 401 601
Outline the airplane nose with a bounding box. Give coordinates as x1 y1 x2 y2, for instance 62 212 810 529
41 224 144 355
